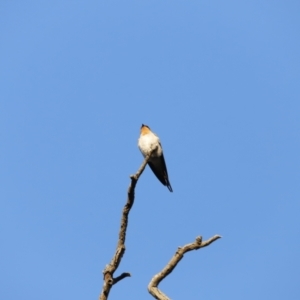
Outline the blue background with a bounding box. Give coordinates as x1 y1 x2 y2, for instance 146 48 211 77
1 1 299 299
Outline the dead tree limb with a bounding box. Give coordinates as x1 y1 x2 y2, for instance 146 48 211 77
99 147 156 300
148 235 221 300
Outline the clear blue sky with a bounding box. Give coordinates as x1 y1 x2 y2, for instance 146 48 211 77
1 1 299 299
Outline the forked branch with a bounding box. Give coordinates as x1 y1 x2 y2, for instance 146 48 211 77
148 235 221 300
99 147 156 300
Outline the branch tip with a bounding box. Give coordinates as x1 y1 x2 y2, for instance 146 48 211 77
195 236 202 244
112 272 131 285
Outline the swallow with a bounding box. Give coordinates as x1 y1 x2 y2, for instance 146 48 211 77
138 124 173 192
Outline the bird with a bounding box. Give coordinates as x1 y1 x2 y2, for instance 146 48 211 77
138 124 173 192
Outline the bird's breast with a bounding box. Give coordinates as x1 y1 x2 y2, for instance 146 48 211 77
138 133 162 157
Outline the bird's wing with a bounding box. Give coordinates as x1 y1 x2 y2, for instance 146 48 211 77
148 154 173 192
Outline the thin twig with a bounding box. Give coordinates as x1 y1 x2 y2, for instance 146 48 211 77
99 147 156 300
148 235 222 300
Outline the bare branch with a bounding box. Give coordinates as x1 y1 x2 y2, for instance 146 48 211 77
112 272 131 285
148 235 221 300
99 147 156 300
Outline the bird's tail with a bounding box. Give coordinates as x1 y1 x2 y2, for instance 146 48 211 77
166 181 173 192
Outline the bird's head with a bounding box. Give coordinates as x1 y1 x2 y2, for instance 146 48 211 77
140 124 151 135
